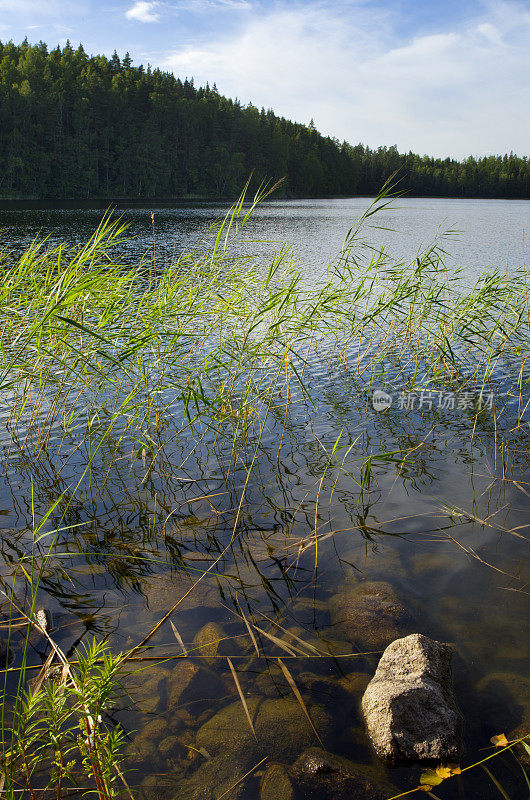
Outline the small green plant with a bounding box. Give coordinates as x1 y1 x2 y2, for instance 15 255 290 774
1 639 128 800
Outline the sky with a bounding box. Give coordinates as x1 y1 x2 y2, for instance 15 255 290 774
1 0 529 159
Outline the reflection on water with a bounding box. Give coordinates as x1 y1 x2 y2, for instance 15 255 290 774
0 200 529 799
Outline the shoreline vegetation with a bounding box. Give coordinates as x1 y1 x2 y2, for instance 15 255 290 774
0 185 529 798
1 39 530 202
3 192 530 207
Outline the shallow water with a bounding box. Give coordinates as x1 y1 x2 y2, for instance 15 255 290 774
0 199 529 799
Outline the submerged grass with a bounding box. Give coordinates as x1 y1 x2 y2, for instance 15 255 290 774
0 184 529 798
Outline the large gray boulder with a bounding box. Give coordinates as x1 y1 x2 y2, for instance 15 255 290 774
361 633 463 766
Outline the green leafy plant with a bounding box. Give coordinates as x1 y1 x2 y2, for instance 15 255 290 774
2 639 128 800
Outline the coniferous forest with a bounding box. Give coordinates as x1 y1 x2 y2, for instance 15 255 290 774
1 39 529 200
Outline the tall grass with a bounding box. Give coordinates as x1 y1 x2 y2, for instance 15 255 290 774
2 184 528 465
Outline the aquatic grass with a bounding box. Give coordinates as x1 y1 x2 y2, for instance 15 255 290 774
2 185 529 492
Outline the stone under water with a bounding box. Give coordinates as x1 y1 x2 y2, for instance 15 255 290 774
289 747 391 800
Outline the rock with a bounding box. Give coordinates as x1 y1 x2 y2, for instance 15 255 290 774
193 622 227 666
338 671 372 698
507 723 530 766
196 696 332 766
290 747 389 800
146 573 220 615
125 665 171 712
476 671 530 733
255 664 289 697
126 735 162 769
166 661 223 712
362 633 463 766
172 755 247 800
139 717 168 741
260 763 294 800
158 734 180 759
329 581 413 651
297 672 344 698
340 546 406 584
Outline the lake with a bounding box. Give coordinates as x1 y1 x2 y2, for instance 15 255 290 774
1 196 529 277
0 196 529 799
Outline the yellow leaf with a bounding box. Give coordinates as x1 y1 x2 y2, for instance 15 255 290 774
420 769 443 786
491 733 509 747
437 764 462 778
420 764 461 787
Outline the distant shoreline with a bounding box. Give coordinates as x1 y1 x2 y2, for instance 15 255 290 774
1 193 530 210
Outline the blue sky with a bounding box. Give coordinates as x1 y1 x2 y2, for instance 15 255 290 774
1 0 529 158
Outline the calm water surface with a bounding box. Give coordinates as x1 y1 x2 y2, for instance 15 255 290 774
0 198 529 799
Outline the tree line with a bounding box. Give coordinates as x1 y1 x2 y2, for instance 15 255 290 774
0 39 528 200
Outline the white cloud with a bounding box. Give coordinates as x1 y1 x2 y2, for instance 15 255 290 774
163 0 530 157
126 1 160 23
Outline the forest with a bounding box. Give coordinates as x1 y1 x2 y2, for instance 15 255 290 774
1 39 529 200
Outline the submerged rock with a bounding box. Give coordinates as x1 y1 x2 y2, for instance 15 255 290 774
167 661 223 711
193 622 228 666
176 698 331 800
362 633 463 766
196 696 332 766
126 666 171 714
476 671 530 733
158 734 181 759
329 581 413 651
340 547 407 585
290 747 389 800
338 671 372 698
260 763 294 800
146 573 220 615
172 755 247 800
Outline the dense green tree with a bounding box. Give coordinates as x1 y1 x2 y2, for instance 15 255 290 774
0 40 528 199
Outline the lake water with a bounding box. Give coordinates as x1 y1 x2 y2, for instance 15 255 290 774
1 196 529 277
0 197 529 799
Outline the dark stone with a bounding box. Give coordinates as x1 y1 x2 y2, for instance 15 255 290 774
196 696 332 767
172 755 247 800
193 622 230 666
476 671 530 734
290 747 390 800
329 581 413 652
362 633 463 766
260 763 294 800
167 661 223 711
